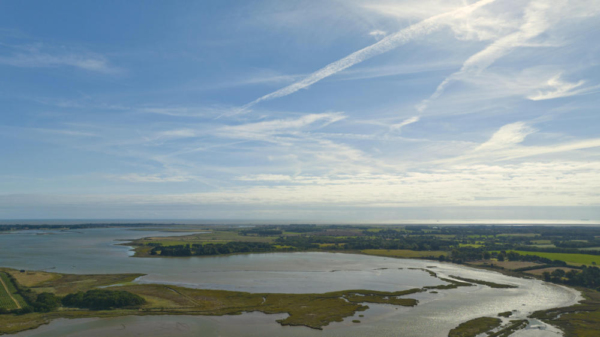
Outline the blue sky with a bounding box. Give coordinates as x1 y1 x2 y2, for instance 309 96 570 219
1 0 599 222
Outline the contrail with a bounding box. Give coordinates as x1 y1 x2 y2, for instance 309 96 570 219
238 0 496 113
417 0 554 112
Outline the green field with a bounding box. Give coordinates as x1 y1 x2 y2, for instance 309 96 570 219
459 243 483 248
133 230 274 247
0 272 26 310
506 251 600 266
581 247 600 251
497 233 539 237
531 240 552 244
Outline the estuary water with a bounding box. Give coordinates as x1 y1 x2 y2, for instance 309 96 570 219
0 228 581 336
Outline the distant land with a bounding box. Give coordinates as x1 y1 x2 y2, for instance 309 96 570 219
1 219 599 226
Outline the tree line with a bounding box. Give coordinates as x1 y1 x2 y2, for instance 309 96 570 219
0 273 145 315
151 242 281 256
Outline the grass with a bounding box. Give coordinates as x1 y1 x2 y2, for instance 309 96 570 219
448 317 502 337
504 251 600 266
468 260 543 270
129 230 275 256
0 266 477 334
459 243 483 248
0 272 26 310
0 280 19 310
497 233 539 237
448 275 517 289
580 247 600 251
361 249 448 259
4 270 59 287
317 243 339 248
531 240 552 244
524 267 579 276
431 234 456 239
527 244 556 248
0 284 419 332
488 320 528 337
530 288 600 337
24 272 144 295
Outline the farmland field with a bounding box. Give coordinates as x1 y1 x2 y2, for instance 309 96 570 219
0 272 25 310
506 251 600 266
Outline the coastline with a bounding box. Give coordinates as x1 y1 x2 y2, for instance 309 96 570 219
0 253 584 336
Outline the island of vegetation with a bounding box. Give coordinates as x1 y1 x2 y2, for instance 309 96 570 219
0 266 483 335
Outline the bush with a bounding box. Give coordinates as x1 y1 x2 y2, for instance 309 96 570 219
62 290 146 310
32 292 60 312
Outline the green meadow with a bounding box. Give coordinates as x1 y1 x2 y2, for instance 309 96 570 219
506 251 600 266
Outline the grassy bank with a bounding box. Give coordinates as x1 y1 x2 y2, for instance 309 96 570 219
0 266 477 334
360 249 448 259
530 288 600 337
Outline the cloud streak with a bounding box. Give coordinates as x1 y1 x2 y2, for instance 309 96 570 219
239 0 497 112
527 74 597 101
442 121 600 164
389 116 420 132
417 0 556 112
0 45 117 73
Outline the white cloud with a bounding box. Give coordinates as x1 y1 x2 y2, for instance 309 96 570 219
442 121 600 163
417 0 558 112
369 30 387 40
364 0 516 41
0 44 117 73
474 122 535 151
219 112 346 139
527 75 587 101
237 174 293 182
112 174 191 183
241 0 497 112
389 116 420 132
158 129 198 138
6 161 600 209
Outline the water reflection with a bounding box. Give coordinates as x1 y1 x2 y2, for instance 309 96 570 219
1 228 581 336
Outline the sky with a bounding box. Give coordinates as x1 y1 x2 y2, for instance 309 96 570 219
1 0 599 223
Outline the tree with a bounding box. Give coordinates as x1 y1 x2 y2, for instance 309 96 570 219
33 292 60 312
542 271 551 281
62 290 146 310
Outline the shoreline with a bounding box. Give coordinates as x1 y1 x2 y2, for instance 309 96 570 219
0 253 583 336
3 224 598 336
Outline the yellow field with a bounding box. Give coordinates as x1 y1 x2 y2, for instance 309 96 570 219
5 270 59 287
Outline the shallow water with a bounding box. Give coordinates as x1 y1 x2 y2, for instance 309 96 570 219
0 228 581 336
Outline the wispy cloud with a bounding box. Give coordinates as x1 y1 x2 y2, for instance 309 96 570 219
112 173 192 183
240 0 497 112
389 116 420 132
527 74 597 101
474 122 535 152
6 160 600 210
368 30 387 40
417 0 556 112
443 121 600 163
219 112 346 140
0 43 118 73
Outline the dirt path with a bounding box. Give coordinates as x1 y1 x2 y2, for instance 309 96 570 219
166 286 201 306
0 274 21 309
